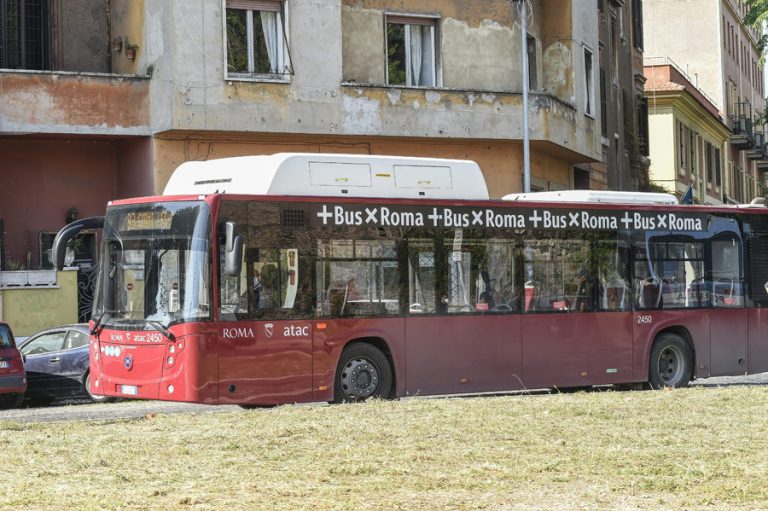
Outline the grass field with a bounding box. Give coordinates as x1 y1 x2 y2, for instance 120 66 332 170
2 386 768 510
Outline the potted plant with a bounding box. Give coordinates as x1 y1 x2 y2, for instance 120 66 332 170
125 43 139 60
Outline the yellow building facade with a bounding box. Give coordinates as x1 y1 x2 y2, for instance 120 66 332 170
645 63 731 204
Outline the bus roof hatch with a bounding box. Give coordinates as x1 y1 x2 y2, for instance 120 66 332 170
163 153 489 200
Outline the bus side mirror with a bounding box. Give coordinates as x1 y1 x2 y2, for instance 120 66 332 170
224 222 243 277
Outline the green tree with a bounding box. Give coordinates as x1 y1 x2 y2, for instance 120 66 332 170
745 1 768 58
743 2 768 128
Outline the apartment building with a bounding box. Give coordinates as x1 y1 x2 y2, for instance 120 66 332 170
577 0 650 192
643 0 766 204
0 0 611 275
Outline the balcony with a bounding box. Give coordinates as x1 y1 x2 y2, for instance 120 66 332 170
746 132 767 160
729 115 755 149
0 0 149 136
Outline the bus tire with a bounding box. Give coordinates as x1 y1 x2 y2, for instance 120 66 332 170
84 372 113 403
334 343 392 403
648 333 692 389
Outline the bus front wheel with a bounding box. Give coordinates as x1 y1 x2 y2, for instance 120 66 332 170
334 344 392 403
648 333 692 389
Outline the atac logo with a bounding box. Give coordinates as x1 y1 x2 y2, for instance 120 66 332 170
264 323 274 338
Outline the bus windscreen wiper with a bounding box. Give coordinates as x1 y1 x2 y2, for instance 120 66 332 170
90 311 113 335
145 320 176 341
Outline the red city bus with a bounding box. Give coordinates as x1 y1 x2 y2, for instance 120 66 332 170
53 154 768 405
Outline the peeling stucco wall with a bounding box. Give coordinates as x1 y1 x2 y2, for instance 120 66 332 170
110 0 146 75
441 18 518 91
542 41 573 100
147 0 597 160
0 72 150 134
341 8 385 84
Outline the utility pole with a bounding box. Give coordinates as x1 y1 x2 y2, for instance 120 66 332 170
518 0 531 193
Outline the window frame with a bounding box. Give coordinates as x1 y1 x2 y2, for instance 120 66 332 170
583 45 595 117
223 0 292 83
384 13 440 88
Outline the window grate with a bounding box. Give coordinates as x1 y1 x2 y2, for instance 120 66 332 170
0 0 51 70
281 209 305 228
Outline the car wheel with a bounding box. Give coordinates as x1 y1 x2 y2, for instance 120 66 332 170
84 372 112 403
0 393 24 409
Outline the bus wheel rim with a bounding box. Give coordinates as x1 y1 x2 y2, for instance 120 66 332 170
658 345 684 385
341 357 379 399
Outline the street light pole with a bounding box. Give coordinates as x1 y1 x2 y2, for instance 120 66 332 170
519 0 531 193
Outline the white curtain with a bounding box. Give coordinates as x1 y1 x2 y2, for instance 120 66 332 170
409 25 422 86
420 26 435 86
260 11 278 73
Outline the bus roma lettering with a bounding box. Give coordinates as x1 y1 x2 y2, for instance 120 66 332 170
320 205 425 227
315 204 705 232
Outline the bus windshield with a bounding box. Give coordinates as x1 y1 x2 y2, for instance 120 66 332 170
93 201 212 330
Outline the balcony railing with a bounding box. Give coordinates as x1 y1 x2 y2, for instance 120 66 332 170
746 132 767 160
729 106 755 149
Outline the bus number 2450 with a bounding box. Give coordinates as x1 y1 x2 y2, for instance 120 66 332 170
636 315 653 325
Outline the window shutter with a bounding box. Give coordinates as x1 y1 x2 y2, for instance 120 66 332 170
226 0 282 11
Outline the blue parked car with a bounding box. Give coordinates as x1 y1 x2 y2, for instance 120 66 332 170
18 324 111 404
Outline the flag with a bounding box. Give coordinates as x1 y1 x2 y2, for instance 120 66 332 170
680 183 693 205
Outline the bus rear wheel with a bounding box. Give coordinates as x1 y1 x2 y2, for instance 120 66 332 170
334 344 392 403
648 333 692 389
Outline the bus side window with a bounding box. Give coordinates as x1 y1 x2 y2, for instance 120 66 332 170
634 245 661 310
316 238 400 317
711 235 743 307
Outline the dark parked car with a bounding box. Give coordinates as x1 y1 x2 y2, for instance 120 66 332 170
0 321 26 408
18 324 110 404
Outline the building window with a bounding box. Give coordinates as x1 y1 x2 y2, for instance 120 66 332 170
584 47 594 116
225 0 292 79
0 0 51 70
386 15 438 87
705 142 713 185
690 131 696 175
631 0 643 50
715 148 722 189
678 122 685 173
637 97 649 156
599 66 608 137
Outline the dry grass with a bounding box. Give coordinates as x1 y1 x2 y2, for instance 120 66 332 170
2 386 768 510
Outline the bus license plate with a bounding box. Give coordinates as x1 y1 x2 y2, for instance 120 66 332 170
0 361 8 368
121 385 138 395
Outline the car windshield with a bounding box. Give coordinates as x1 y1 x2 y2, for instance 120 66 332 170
0 325 13 349
93 201 212 329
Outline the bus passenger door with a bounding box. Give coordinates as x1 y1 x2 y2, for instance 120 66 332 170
747 232 768 373
216 201 313 405
521 236 634 388
404 236 522 395
709 234 747 376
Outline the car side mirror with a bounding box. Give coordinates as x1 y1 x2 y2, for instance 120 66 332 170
224 221 243 277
